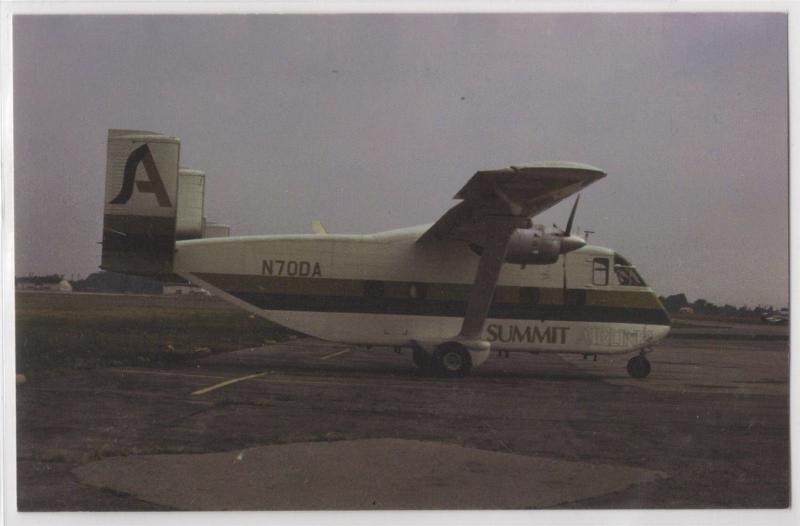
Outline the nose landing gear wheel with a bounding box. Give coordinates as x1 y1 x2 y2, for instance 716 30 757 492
626 355 651 379
433 343 472 378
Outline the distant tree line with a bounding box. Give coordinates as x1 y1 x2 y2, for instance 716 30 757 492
15 274 64 285
659 293 782 317
16 271 163 294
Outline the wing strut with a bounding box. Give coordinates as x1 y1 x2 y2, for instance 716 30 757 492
458 218 526 340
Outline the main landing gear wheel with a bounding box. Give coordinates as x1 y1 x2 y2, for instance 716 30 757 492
626 355 651 379
433 342 472 378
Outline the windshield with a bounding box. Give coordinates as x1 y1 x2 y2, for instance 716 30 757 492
614 253 647 286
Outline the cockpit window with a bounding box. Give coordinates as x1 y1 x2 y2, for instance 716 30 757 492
614 266 646 286
614 253 646 286
614 254 632 266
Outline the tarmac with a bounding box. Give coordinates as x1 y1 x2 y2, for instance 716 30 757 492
72 438 665 510
16 323 790 510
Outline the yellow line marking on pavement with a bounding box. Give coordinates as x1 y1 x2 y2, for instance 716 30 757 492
114 368 226 381
319 349 352 361
192 372 268 396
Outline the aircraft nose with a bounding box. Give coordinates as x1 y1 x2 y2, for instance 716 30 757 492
655 294 672 327
648 323 671 343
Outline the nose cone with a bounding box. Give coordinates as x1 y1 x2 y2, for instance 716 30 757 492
648 323 671 343
560 235 586 254
655 295 673 328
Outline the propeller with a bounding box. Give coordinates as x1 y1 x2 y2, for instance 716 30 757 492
558 196 583 299
552 195 586 254
564 194 580 236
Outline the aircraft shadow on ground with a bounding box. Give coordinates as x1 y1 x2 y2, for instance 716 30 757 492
192 354 611 384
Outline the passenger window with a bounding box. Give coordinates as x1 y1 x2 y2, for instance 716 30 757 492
565 289 586 307
364 280 385 299
592 258 609 286
520 287 540 305
409 282 428 299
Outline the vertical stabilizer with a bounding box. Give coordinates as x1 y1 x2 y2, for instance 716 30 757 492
101 129 181 276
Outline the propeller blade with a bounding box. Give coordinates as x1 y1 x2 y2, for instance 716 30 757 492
565 195 580 236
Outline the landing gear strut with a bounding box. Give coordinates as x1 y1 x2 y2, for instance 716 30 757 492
412 346 431 370
626 350 652 379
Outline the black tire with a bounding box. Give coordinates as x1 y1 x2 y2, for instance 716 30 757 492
412 347 431 370
433 343 472 378
626 355 651 379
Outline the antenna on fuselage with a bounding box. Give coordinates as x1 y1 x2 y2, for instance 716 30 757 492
311 221 328 235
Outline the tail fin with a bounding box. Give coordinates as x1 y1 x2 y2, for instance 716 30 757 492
101 129 181 276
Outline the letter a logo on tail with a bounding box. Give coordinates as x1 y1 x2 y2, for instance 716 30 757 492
110 144 173 207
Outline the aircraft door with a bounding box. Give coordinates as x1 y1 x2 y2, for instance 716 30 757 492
591 257 610 287
565 254 608 289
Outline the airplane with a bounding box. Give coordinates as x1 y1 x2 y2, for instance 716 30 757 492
101 129 671 378
761 308 789 325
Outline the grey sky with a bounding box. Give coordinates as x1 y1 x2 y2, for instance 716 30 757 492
13 13 788 307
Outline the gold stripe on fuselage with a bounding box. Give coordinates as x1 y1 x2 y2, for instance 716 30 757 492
193 272 662 309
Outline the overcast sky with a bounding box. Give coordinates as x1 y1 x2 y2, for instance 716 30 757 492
13 13 788 307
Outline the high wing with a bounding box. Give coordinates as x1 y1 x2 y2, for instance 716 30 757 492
417 162 606 342
418 162 606 246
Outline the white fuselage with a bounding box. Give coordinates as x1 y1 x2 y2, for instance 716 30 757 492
174 226 670 355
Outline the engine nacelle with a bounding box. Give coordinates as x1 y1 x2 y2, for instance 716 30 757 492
505 228 563 264
469 226 586 265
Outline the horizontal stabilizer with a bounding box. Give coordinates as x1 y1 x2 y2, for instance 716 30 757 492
203 222 231 238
